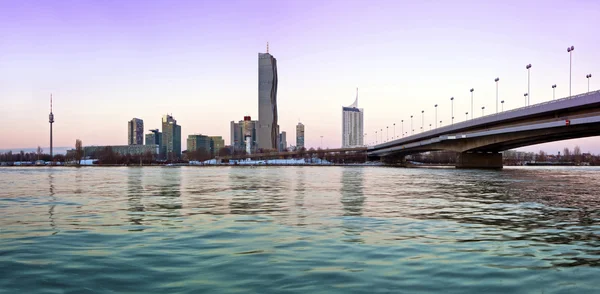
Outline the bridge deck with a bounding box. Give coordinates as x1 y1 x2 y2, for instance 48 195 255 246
369 90 600 153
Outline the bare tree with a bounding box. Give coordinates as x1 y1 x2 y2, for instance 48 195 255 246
537 150 547 162
75 139 83 165
573 145 582 164
36 146 44 161
562 147 571 162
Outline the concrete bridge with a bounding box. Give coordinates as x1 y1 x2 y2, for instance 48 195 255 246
368 90 600 168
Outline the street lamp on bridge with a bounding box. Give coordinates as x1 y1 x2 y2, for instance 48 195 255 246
470 88 474 119
552 84 557 100
421 110 425 133
450 97 455 125
495 77 500 113
393 123 395 140
375 130 377 144
386 126 389 142
526 64 532 105
465 112 468 121
481 106 485 117
524 93 528 106
568 46 574 97
587 74 592 92
411 115 414 135
501 100 505 112
401 120 404 137
434 104 438 128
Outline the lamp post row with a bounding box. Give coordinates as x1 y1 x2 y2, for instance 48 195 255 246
374 45 593 145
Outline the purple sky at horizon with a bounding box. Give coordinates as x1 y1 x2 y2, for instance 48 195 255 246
1 0 599 153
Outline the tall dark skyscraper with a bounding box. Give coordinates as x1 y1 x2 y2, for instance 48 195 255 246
161 114 181 160
128 118 144 145
49 95 54 160
257 45 278 150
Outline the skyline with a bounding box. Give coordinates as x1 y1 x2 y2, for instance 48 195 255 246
2 0 600 153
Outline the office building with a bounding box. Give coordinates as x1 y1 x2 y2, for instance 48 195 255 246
145 129 162 148
257 48 279 150
296 122 304 149
231 116 258 153
187 134 211 155
161 114 181 160
209 136 225 156
342 88 364 147
128 118 144 145
278 131 287 152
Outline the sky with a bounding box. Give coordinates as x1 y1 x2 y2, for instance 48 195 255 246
1 0 599 154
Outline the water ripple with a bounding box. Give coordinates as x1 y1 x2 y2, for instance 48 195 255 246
0 166 599 293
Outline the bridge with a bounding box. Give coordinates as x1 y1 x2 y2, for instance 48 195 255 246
367 90 600 168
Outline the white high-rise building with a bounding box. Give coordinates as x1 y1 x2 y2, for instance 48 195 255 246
342 88 364 148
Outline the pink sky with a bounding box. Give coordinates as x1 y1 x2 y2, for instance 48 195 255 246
1 0 599 153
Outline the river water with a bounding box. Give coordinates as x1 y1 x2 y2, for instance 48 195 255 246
1 166 599 293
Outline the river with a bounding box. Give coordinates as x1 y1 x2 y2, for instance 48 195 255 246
1 166 599 293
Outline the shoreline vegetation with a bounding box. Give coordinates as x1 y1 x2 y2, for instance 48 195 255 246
2 144 599 167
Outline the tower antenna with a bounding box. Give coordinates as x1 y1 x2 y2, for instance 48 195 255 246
49 94 55 164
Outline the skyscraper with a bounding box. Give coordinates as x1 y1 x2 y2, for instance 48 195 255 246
161 115 181 160
145 129 162 148
296 122 304 149
230 116 257 154
128 118 144 145
278 131 287 152
257 47 278 150
342 88 364 148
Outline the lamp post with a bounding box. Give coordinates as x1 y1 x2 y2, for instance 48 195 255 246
495 77 499 113
411 115 413 135
450 97 454 125
421 110 424 133
429 124 432 131
526 64 532 105
568 46 574 97
401 120 404 137
393 123 396 139
386 126 389 142
465 112 468 121
587 74 592 92
524 93 528 106
375 130 377 144
552 84 557 100
434 104 438 128
470 88 474 119
380 129 383 143
440 120 442 127
501 100 505 112
481 106 485 117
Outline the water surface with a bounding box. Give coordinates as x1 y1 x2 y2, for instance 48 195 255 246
1 166 599 293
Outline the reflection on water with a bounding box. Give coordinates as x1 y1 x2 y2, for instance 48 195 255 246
1 166 599 293
127 168 144 227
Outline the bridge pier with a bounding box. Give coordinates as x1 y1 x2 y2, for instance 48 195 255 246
456 152 503 169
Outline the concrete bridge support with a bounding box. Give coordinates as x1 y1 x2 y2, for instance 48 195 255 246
456 152 503 169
